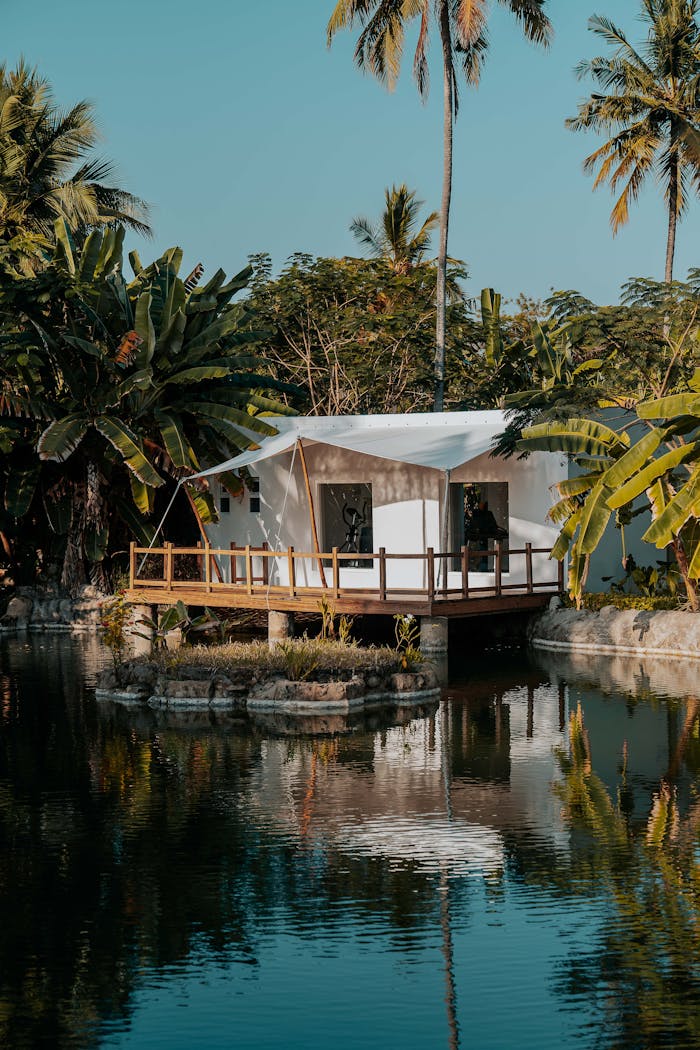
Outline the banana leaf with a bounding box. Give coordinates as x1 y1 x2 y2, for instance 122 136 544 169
4 462 39 517
607 441 700 509
637 393 700 419
519 418 629 457
114 496 156 547
37 414 89 461
577 479 613 555
134 291 156 367
94 416 163 487
84 524 109 562
129 475 155 515
184 484 217 524
156 411 198 469
643 465 700 547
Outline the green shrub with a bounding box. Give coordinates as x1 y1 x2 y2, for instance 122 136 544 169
573 592 681 612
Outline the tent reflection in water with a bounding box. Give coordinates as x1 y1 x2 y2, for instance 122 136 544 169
194 411 564 593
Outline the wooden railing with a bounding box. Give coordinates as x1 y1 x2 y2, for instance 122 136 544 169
129 541 564 603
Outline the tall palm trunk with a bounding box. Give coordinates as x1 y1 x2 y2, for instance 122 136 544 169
434 0 454 412
665 141 679 284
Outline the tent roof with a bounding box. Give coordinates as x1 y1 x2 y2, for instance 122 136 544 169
192 411 507 478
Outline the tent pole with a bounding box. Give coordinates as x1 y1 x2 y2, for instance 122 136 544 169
440 468 451 591
184 484 224 584
296 438 328 588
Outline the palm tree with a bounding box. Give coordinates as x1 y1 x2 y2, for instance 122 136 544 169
327 0 551 410
567 0 700 283
350 183 438 273
0 60 150 241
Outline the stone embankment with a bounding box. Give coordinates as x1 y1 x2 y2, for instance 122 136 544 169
530 603 700 661
0 585 104 632
96 661 440 718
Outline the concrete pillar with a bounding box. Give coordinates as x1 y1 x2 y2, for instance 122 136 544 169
125 604 156 658
420 616 449 654
268 610 293 650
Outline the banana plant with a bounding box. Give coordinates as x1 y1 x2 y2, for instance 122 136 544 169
518 383 700 609
0 219 301 590
479 288 608 457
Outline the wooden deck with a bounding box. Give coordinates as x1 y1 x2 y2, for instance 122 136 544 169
127 541 564 618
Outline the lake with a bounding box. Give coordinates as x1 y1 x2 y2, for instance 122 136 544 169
0 632 699 1049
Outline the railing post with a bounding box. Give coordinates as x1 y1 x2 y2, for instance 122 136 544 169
261 541 269 585
205 541 212 593
230 542 238 584
245 544 253 594
196 540 203 579
379 547 386 601
287 546 296 597
526 542 533 594
461 545 469 599
332 547 340 599
558 557 565 592
495 541 503 596
129 541 136 587
165 541 173 589
427 547 435 600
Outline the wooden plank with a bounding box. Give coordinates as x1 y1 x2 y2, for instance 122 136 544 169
165 542 173 588
525 542 533 594
426 548 435 600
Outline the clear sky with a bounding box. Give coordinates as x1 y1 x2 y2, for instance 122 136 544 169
5 0 695 307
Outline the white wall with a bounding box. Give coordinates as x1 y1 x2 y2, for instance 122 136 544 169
205 442 564 590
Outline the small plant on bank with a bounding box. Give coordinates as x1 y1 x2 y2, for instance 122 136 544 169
100 591 133 668
394 614 424 672
277 638 320 680
316 596 355 645
317 595 336 640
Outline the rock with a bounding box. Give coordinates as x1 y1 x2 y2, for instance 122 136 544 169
161 679 213 699
3 595 33 627
366 674 381 689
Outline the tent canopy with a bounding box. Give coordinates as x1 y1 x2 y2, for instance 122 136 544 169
191 411 507 479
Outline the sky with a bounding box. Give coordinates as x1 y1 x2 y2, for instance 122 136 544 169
5 0 695 308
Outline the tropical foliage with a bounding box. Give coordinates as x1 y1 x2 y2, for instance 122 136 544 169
0 60 150 243
568 0 700 280
327 0 552 409
0 221 297 590
518 373 700 609
247 251 477 414
350 183 438 273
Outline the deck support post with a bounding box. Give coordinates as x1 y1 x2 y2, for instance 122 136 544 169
420 615 449 654
126 604 157 658
268 610 294 650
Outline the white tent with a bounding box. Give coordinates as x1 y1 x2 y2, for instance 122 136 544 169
189 411 507 478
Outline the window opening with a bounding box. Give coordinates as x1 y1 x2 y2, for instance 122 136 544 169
320 483 373 568
450 482 509 572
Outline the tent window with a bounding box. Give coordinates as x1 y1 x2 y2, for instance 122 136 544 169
450 482 509 572
320 484 373 568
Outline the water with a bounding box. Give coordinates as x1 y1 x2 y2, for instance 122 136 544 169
1 633 699 1048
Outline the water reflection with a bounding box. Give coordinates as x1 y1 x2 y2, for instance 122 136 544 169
2 635 700 1047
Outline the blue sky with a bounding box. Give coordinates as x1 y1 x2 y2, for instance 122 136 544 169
6 0 695 307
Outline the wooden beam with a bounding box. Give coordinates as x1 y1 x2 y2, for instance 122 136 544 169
296 438 328 588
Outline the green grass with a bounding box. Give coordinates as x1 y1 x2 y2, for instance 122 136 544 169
149 636 401 680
